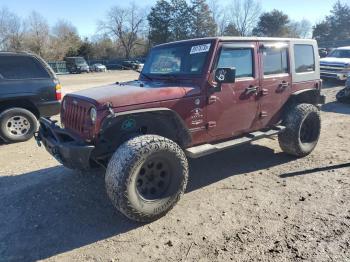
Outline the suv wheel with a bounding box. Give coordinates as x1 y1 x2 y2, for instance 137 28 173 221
105 135 188 222
0 107 38 143
278 103 321 157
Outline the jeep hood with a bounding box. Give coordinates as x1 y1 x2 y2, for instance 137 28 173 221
68 80 198 108
320 57 350 65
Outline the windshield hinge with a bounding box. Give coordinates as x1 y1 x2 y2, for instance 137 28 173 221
105 102 115 116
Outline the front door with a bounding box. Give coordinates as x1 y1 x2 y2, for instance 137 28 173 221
206 42 260 140
257 42 292 127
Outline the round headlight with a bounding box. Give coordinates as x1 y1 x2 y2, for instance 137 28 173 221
90 107 97 123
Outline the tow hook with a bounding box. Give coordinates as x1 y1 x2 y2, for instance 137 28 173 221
34 132 41 147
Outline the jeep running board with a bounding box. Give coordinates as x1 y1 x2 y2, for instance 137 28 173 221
185 125 286 158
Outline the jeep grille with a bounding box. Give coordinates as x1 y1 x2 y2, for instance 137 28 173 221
61 96 92 138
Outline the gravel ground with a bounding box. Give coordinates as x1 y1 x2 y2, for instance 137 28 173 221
0 72 349 262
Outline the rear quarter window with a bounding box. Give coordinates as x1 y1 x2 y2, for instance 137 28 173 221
294 45 315 73
0 55 50 80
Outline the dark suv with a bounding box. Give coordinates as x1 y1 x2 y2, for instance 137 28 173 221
0 52 61 142
64 57 90 73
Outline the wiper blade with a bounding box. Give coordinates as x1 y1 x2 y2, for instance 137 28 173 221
140 72 153 81
162 74 179 81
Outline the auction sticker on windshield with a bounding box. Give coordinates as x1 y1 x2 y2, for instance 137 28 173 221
190 44 211 55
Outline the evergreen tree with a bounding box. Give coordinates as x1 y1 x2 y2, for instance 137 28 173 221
148 0 173 45
170 0 192 41
147 0 218 45
190 0 217 38
252 9 290 37
313 1 350 42
77 38 94 60
223 23 240 36
312 21 332 43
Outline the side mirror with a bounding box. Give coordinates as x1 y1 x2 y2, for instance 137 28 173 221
214 68 236 92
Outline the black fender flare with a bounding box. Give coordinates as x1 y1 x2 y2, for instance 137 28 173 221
280 88 325 121
0 97 40 117
289 88 325 105
98 107 192 150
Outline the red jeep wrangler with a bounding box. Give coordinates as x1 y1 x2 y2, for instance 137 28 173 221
37 37 325 222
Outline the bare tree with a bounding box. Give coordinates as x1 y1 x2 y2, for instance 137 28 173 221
0 8 12 48
49 20 82 59
99 3 145 59
208 0 220 35
25 11 50 57
288 19 312 38
208 0 229 36
228 0 261 36
218 11 230 36
52 20 78 38
0 7 24 51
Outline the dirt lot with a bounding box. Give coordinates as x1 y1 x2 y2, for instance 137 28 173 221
0 71 349 262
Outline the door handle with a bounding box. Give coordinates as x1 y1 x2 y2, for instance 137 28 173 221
245 85 258 95
279 81 290 89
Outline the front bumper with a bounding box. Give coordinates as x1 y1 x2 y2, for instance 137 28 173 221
36 117 95 170
78 67 90 73
321 71 349 81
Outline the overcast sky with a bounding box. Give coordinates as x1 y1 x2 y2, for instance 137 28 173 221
1 0 344 37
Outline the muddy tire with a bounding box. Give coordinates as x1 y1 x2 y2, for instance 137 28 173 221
105 135 189 222
0 107 38 143
278 103 321 157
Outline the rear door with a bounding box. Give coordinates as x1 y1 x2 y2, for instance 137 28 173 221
258 42 292 127
206 42 260 139
0 54 56 103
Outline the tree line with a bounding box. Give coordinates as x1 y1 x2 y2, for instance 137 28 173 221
0 0 349 61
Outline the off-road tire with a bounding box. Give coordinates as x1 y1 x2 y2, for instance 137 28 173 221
105 135 189 222
336 88 350 103
278 103 321 157
0 107 38 143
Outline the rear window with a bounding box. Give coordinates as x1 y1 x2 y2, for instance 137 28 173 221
0 55 50 80
294 45 315 73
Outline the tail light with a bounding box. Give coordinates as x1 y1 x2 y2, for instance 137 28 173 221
55 83 62 101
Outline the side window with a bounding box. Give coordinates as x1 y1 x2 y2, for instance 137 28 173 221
217 48 254 78
294 45 315 73
263 47 288 75
0 55 50 80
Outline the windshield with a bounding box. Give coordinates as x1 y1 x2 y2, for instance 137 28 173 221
75 58 87 65
142 42 212 76
327 49 350 58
